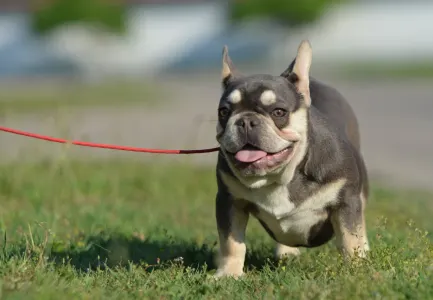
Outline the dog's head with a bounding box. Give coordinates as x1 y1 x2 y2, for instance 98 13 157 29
216 40 313 187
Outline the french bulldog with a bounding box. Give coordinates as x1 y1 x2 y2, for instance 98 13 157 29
214 40 369 278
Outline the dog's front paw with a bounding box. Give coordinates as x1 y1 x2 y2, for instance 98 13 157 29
213 268 244 280
354 245 370 259
338 243 370 261
213 259 244 279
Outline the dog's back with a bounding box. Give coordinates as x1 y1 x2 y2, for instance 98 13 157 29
309 77 369 199
310 78 361 150
286 58 368 198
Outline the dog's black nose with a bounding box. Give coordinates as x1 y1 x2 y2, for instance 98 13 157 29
235 115 260 129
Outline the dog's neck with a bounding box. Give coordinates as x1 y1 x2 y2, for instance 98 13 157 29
300 107 345 184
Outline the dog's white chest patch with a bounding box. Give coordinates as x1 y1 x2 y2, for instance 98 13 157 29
221 172 347 246
220 172 295 217
256 179 347 246
254 185 295 219
256 205 326 246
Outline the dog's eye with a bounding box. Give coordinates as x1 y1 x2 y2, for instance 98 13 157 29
271 108 287 118
218 108 230 118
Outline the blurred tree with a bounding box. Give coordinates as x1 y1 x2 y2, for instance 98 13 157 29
32 0 127 35
231 0 347 27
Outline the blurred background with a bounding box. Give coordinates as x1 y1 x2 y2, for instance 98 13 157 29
0 0 432 190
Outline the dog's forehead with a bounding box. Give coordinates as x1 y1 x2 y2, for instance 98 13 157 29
221 75 298 108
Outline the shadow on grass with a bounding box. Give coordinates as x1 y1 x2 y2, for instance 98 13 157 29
49 233 271 273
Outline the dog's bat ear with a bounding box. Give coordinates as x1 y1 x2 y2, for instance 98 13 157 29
281 40 312 107
281 58 296 77
221 45 238 89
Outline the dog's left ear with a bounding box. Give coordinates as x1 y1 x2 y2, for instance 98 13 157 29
221 45 239 89
281 40 312 107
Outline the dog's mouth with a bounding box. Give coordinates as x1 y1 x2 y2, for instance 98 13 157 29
228 144 295 170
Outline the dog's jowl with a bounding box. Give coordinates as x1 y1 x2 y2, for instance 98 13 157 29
214 40 370 278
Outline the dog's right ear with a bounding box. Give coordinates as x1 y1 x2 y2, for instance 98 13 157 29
221 45 237 89
280 40 312 107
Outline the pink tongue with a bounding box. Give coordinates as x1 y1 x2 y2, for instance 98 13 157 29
235 150 267 163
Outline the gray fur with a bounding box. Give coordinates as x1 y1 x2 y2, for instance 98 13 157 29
214 44 369 277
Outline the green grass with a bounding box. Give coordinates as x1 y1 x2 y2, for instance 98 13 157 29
0 160 432 299
0 80 163 114
340 61 433 79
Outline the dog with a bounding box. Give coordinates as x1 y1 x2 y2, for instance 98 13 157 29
214 40 369 278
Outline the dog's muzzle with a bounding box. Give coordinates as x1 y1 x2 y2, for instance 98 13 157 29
230 144 295 170
218 113 296 174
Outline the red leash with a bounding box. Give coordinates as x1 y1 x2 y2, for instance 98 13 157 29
0 126 220 154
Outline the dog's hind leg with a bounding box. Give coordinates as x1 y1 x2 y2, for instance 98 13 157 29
331 192 369 258
274 243 300 260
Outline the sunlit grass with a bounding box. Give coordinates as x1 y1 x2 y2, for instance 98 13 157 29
0 80 164 114
0 160 431 299
340 61 433 79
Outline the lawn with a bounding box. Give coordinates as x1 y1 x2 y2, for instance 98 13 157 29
339 61 433 79
0 80 163 114
0 160 432 299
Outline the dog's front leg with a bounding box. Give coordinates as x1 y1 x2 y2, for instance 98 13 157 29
214 194 249 278
331 193 369 258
